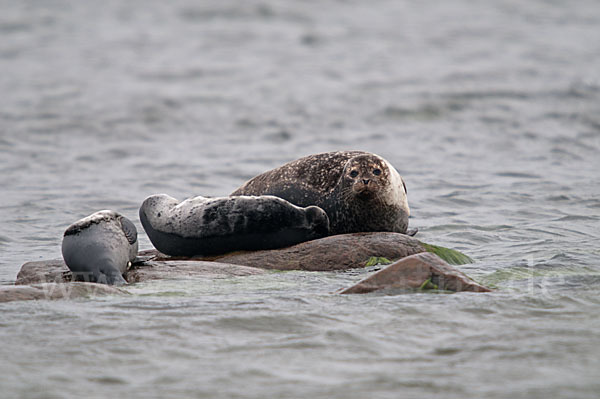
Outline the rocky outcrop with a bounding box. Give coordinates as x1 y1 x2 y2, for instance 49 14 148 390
0 282 127 303
155 232 427 271
15 257 265 286
339 252 491 294
11 233 490 302
16 232 426 285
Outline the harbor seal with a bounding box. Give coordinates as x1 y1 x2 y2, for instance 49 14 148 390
231 151 411 235
139 194 330 256
61 210 138 285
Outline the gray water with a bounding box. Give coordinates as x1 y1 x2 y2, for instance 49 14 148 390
1 0 600 398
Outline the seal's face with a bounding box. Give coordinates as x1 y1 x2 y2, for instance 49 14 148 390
342 155 389 200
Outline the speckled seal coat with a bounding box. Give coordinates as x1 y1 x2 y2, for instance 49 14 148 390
61 210 138 285
139 194 330 256
231 151 410 235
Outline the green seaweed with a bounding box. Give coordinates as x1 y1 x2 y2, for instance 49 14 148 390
421 243 473 265
418 278 439 290
480 265 600 286
365 256 393 267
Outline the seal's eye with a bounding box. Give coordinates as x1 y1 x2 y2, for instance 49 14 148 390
350 170 359 178
373 168 381 176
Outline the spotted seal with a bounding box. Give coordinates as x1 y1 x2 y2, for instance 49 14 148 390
139 194 330 256
231 151 411 235
61 210 138 285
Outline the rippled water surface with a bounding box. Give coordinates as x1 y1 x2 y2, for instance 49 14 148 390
1 1 600 398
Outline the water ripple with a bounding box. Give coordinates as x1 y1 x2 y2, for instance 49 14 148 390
2 0 600 398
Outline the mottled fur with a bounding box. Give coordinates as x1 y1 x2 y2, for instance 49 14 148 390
232 151 410 235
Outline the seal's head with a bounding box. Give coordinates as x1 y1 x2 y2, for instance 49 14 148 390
340 154 393 200
304 205 330 237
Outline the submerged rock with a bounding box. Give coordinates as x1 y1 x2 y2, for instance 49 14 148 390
339 252 491 294
0 282 128 303
125 259 264 283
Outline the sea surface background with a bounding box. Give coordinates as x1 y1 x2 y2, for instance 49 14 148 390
1 1 599 398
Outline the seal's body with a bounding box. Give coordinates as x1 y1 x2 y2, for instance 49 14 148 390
139 194 329 257
62 210 137 285
232 151 410 235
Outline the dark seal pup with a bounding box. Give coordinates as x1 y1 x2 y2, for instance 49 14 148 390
139 194 330 257
231 151 411 235
62 210 138 285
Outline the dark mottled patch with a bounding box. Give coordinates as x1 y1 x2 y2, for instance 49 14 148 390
232 151 410 235
233 151 366 195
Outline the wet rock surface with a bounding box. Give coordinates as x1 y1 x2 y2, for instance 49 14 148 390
0 282 128 303
125 259 265 283
15 260 70 286
15 257 265 286
157 232 427 271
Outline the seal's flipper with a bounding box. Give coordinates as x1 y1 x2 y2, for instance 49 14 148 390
119 216 138 245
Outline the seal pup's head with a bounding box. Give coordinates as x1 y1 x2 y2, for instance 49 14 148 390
303 205 330 237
